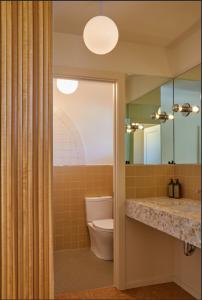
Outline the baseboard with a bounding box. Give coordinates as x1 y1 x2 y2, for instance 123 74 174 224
173 276 201 300
125 275 173 290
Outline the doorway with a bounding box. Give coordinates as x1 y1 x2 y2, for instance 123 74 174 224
53 77 116 294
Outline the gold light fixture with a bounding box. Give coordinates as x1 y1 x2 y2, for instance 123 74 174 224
151 107 174 123
172 103 200 117
126 123 144 133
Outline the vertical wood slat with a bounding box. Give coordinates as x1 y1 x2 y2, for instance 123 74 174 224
38 2 45 298
22 2 29 298
1 2 8 298
43 2 50 297
27 2 34 299
33 1 39 297
48 3 54 297
11 2 18 298
17 2 23 298
0 1 54 299
5 2 13 299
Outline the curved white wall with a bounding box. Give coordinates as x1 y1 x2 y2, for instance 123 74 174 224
53 79 113 165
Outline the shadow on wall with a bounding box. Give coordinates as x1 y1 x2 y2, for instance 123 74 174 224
53 108 85 166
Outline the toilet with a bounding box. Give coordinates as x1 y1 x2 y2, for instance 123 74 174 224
85 196 113 261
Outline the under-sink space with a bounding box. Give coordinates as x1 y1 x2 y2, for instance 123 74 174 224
125 216 201 300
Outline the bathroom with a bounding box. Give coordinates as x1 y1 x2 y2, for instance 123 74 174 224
0 1 201 300
52 1 201 299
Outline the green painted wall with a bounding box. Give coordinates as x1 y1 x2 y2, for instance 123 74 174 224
126 103 159 124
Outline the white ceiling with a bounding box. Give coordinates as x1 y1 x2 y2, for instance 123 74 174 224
53 1 201 47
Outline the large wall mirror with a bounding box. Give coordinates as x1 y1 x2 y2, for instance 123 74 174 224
125 75 174 164
173 64 201 164
125 64 201 165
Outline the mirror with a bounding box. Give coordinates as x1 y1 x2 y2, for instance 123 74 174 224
173 64 201 164
125 75 173 165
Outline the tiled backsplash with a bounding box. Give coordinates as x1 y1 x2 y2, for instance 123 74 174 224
53 165 113 250
126 164 201 200
126 165 174 198
174 164 201 200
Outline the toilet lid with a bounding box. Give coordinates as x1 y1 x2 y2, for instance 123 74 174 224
92 219 113 232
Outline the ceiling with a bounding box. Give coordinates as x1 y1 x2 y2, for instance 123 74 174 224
53 1 201 47
131 87 160 105
177 64 201 81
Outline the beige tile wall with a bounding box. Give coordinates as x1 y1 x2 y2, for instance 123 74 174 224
125 164 201 200
174 164 201 200
126 165 174 198
53 165 113 250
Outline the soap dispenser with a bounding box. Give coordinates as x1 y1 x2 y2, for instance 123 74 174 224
168 179 174 198
173 179 181 199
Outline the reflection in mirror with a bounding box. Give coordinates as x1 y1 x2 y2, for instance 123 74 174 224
173 64 201 164
125 75 174 165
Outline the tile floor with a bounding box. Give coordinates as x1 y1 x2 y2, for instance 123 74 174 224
55 283 196 300
54 248 113 294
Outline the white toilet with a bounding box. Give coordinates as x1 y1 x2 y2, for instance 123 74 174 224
85 196 113 261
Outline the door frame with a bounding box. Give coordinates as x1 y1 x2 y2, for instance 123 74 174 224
53 65 126 290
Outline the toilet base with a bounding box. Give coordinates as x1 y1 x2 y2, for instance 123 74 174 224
88 223 113 261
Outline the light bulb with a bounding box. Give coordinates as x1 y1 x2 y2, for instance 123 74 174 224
83 16 119 55
157 107 161 115
138 124 144 130
57 79 78 94
178 105 183 112
192 105 200 113
155 113 160 119
127 128 132 133
168 114 174 120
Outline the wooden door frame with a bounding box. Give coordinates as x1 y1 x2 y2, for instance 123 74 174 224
53 65 126 290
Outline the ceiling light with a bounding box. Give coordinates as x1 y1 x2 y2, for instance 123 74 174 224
56 79 78 95
83 15 119 55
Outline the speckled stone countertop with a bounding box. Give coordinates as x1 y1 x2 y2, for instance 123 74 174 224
126 197 201 248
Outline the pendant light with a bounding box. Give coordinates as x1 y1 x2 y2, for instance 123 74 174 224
83 2 119 55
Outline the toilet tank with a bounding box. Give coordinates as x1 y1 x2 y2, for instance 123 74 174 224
85 196 113 222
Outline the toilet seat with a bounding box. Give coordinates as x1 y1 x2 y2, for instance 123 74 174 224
92 219 113 232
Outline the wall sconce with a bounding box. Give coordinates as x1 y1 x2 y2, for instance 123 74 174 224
172 103 200 117
126 123 144 133
151 111 174 123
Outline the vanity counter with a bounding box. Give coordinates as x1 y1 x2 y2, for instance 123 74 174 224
126 197 201 248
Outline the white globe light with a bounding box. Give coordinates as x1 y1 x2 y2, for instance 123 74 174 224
83 16 119 55
56 79 78 94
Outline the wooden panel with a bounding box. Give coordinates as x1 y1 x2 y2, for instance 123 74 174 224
0 1 54 299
